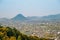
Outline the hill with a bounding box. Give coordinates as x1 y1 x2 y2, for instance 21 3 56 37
0 25 53 40
41 14 60 21
11 14 27 21
26 14 60 22
0 14 60 22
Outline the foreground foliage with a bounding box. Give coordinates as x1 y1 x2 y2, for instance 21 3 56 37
0 25 54 40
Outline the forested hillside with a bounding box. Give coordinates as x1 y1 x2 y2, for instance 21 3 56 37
0 25 54 40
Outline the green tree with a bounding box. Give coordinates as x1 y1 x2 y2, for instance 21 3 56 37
17 36 21 40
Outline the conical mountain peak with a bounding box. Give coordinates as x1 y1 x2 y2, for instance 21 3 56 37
11 14 27 21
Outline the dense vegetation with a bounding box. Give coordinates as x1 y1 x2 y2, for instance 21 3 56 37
0 25 54 40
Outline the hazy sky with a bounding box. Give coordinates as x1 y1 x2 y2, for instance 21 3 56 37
0 0 60 18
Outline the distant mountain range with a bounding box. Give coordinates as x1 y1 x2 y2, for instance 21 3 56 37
41 14 60 21
0 14 60 22
27 14 60 21
43 14 60 19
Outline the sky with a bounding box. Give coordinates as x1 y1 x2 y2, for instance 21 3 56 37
0 0 60 18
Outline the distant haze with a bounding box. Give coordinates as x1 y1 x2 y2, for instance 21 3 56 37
0 0 60 18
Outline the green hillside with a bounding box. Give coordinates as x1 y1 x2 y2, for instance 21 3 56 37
0 25 54 40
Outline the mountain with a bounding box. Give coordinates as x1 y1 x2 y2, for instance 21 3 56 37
27 14 60 22
27 16 40 20
11 14 27 21
0 14 60 23
11 14 60 22
41 14 60 21
0 18 9 23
